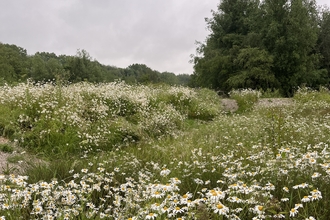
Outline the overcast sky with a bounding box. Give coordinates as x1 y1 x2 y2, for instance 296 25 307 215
0 0 329 74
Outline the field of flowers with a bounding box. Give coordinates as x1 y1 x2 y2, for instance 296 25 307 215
0 82 329 219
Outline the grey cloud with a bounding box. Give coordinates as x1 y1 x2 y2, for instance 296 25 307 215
1 0 328 74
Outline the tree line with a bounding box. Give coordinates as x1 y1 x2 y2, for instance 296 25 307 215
191 0 330 96
0 43 190 86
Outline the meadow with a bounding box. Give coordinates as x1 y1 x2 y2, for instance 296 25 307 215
0 81 329 220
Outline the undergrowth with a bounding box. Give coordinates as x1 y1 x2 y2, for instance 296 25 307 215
0 83 329 219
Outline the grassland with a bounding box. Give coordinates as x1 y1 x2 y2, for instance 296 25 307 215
0 82 329 219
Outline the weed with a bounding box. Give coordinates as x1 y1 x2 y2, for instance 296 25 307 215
0 143 13 153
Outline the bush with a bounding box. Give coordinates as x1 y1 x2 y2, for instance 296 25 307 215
293 86 330 103
229 89 261 113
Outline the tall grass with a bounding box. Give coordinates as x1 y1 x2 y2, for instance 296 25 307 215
0 83 330 219
229 89 261 113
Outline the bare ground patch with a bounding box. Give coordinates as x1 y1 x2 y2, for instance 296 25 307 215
0 137 46 175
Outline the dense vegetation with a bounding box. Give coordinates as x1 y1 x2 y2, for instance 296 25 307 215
0 44 190 86
0 82 330 219
191 0 330 96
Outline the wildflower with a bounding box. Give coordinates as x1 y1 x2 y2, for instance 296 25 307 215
161 206 170 214
305 216 316 220
151 203 162 211
264 182 275 190
289 208 298 217
293 182 309 189
173 206 186 215
180 193 192 204
207 188 226 202
227 196 243 203
228 183 239 190
160 168 171 177
146 212 157 219
310 189 322 201
171 177 181 184
194 178 203 185
213 203 229 215
254 205 265 215
151 190 164 198
81 168 88 173
301 196 311 202
273 213 285 218
33 205 43 214
282 186 289 192
309 158 317 164
232 207 243 213
2 203 10 209
311 172 321 179
97 167 105 172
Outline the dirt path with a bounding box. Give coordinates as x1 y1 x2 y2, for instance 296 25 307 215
0 137 17 174
0 137 32 175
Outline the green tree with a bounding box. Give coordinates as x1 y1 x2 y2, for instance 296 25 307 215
177 74 191 86
0 43 28 83
193 0 325 96
192 0 261 91
127 64 160 84
160 72 178 85
227 47 277 89
261 0 322 95
28 52 67 82
318 7 330 76
67 49 102 83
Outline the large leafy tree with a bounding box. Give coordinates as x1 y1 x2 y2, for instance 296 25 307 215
127 64 160 84
192 0 326 96
0 43 28 83
318 7 330 75
192 0 265 91
261 0 323 95
28 52 66 81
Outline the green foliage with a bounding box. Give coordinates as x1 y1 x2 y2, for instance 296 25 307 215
1 84 330 219
192 0 327 96
228 47 278 89
293 86 330 103
0 43 29 83
318 7 330 74
0 82 220 159
1 42 191 87
260 88 282 98
229 88 261 113
0 143 13 153
6 154 24 163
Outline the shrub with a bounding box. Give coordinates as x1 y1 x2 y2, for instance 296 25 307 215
229 88 261 113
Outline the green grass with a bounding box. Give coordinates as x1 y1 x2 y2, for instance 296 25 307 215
0 143 13 153
229 88 261 113
0 82 329 219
